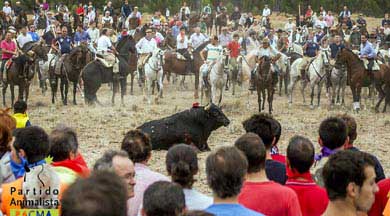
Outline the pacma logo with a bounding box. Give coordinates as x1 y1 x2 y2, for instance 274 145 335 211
10 209 59 216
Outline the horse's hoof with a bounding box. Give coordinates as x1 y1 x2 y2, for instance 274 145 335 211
310 105 314 110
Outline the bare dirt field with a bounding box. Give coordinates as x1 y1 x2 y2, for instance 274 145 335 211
7 14 389 195
10 73 390 194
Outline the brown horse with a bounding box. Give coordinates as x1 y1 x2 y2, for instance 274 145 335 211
335 48 390 112
2 42 48 107
163 41 209 99
255 56 275 114
49 44 89 105
215 11 228 35
14 11 28 30
204 13 214 35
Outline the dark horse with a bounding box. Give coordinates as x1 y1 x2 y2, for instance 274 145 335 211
163 41 209 99
335 48 390 112
2 42 48 107
49 44 89 105
255 56 275 113
203 13 214 35
215 11 228 35
14 11 28 30
82 35 136 105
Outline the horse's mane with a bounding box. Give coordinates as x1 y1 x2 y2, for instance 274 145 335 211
21 41 37 53
116 35 135 53
194 41 210 53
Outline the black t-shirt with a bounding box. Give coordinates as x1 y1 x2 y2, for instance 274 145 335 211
347 147 385 182
265 159 287 185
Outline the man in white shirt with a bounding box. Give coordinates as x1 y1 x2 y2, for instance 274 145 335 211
190 27 208 49
16 26 33 49
2 1 12 17
87 6 96 24
176 27 193 73
136 29 157 82
102 11 113 28
87 21 99 54
262 4 271 17
180 2 191 20
200 36 223 88
96 28 119 72
284 18 296 33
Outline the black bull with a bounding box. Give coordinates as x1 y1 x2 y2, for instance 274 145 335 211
137 103 230 151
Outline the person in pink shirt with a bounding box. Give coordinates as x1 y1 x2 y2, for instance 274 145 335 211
325 11 335 29
120 130 169 216
0 31 17 85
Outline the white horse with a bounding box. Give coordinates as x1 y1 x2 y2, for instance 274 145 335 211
378 49 390 65
288 49 331 106
274 53 291 96
329 65 347 106
144 48 164 104
306 48 331 108
39 50 57 93
200 50 229 105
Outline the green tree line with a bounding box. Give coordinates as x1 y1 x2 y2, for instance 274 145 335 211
4 0 390 17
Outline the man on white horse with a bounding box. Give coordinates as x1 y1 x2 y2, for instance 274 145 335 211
300 33 320 82
200 36 223 89
359 34 376 72
203 4 212 15
96 28 119 73
176 27 192 74
248 37 281 91
136 29 157 84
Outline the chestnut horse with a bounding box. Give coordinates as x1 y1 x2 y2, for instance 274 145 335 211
335 48 390 112
255 56 275 113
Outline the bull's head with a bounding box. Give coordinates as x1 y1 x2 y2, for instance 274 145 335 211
204 103 230 127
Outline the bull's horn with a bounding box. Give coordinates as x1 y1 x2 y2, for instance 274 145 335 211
204 103 211 110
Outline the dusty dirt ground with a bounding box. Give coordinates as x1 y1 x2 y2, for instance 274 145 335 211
6 14 388 195
8 74 390 195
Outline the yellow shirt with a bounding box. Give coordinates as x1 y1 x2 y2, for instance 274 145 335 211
12 113 29 128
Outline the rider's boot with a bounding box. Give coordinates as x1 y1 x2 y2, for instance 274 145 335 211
248 70 256 91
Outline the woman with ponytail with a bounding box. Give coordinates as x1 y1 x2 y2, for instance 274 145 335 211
166 144 213 211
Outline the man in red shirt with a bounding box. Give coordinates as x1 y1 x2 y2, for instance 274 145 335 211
226 33 240 90
236 133 302 216
368 178 390 216
285 135 328 216
0 31 17 85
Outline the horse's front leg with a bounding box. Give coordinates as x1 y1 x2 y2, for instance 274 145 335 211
73 81 78 105
257 86 262 112
317 82 323 107
268 88 273 114
261 89 266 110
10 84 15 107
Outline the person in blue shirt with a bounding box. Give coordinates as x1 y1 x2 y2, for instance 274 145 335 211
28 25 40 42
172 21 181 38
121 0 132 18
74 24 90 46
52 26 73 55
204 146 264 216
300 33 319 81
359 34 376 71
329 35 345 59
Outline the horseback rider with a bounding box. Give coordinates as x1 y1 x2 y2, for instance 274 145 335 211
219 27 232 48
349 26 361 50
359 34 376 72
300 33 319 82
200 35 223 88
329 35 345 63
190 26 208 50
128 6 142 28
203 4 212 15
136 29 157 84
248 37 281 91
227 33 241 84
16 26 33 49
51 26 73 55
121 0 132 21
96 28 119 73
74 24 90 46
176 27 192 74
0 31 17 86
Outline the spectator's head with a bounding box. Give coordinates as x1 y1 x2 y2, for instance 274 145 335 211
286 135 314 174
90 21 96 28
242 113 280 150
20 26 27 34
385 13 389 19
343 5 348 10
166 144 198 188
5 32 11 40
49 126 79 162
194 26 200 33
206 146 248 199
0 109 15 155
318 117 348 150
61 26 68 36
105 11 110 17
121 129 151 164
233 33 239 41
12 126 49 164
61 170 128 216
13 100 27 114
94 150 136 198
77 24 83 32
361 34 368 43
323 151 378 212
29 25 35 32
234 133 266 174
337 113 357 147
142 181 186 216
212 35 218 45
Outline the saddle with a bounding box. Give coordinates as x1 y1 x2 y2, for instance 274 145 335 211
54 54 68 75
176 52 187 61
95 56 113 68
5 59 13 71
362 59 381 71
